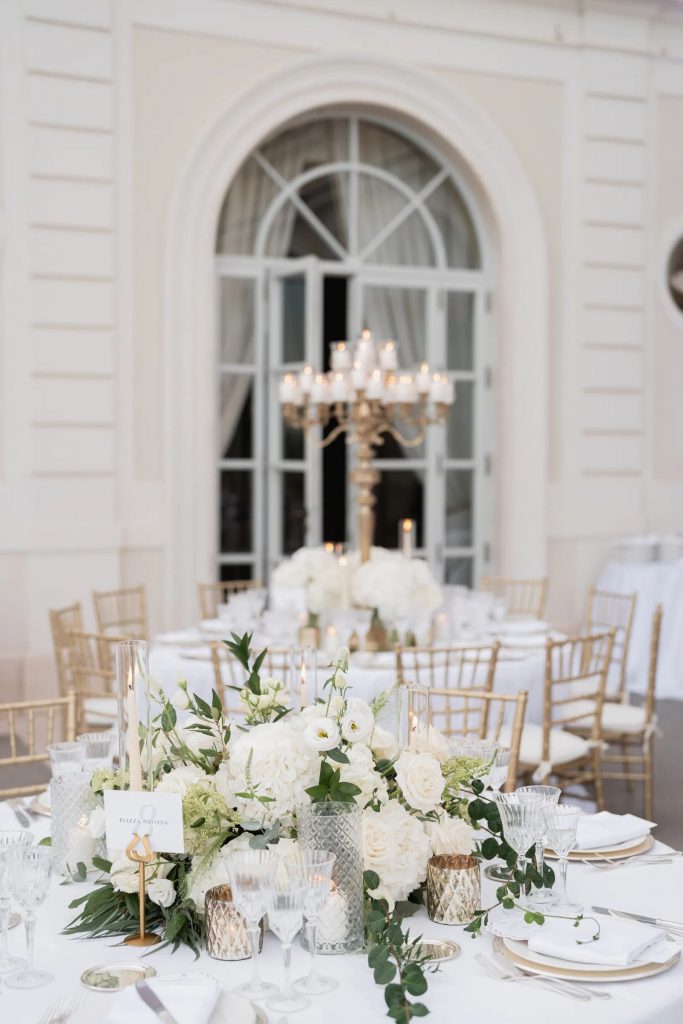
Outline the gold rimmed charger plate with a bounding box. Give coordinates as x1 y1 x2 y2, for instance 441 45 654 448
499 936 680 983
545 833 654 861
28 791 51 817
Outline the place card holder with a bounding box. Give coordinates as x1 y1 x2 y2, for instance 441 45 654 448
123 832 160 947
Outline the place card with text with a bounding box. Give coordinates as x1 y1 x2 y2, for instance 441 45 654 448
103 790 185 854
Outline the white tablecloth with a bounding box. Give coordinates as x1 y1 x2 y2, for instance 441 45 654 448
2 801 682 1023
597 560 683 699
150 646 547 725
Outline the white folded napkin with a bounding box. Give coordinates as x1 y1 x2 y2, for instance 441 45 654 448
527 916 664 966
574 811 656 851
104 976 220 1024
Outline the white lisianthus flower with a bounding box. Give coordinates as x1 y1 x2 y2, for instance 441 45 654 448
340 698 374 745
155 763 205 795
327 693 346 716
425 813 475 857
87 805 106 839
110 858 141 894
172 687 191 710
395 751 444 813
363 801 431 909
370 725 399 762
303 717 340 752
409 722 450 764
147 878 176 908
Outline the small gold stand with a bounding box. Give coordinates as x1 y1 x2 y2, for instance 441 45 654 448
123 833 161 947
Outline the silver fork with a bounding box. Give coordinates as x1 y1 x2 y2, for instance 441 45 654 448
40 992 86 1024
491 937 611 1000
583 855 676 871
475 952 591 1001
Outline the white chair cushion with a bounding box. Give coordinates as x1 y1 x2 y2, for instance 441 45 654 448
500 722 590 768
83 696 118 727
572 701 647 735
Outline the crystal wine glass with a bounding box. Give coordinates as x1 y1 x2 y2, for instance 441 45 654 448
516 785 561 908
77 730 116 772
0 830 33 974
47 741 85 777
265 879 310 1014
5 845 53 989
291 848 337 995
226 849 278 999
482 748 512 882
543 804 582 915
494 793 541 907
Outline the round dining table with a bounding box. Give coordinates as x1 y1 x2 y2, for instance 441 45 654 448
2 801 682 1024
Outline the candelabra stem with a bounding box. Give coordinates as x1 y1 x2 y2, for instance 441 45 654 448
351 438 379 563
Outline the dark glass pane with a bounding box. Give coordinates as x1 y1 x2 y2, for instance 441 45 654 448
426 178 481 269
445 558 473 587
219 278 255 363
282 276 305 363
283 419 304 460
446 470 473 547
220 376 253 459
219 471 252 553
447 380 474 459
359 121 438 192
322 276 348 544
283 472 305 554
216 157 278 255
373 469 424 548
219 564 253 582
266 201 338 260
446 292 474 372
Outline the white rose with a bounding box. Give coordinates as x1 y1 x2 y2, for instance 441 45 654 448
370 725 399 762
363 801 431 909
147 878 176 908
395 751 444 813
303 717 340 752
87 805 106 839
425 814 475 856
409 723 450 764
155 764 204 795
172 687 191 710
110 858 140 894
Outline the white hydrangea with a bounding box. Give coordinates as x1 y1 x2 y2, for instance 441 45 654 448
271 546 343 614
363 801 431 908
155 763 205 795
351 548 442 622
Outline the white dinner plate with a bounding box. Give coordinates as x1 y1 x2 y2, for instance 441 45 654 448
499 935 681 982
545 832 653 861
496 619 550 636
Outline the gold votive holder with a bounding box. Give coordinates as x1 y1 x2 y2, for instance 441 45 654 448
204 884 260 960
426 854 480 925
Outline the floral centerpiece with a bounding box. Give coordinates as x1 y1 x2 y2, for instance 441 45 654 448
65 633 559 1023
270 546 343 625
351 547 442 647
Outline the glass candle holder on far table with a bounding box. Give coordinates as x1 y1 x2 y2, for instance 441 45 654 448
427 855 480 925
50 771 99 877
204 884 261 960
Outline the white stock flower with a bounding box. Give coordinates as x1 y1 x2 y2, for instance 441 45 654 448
303 717 340 752
340 698 374 744
87 805 106 839
425 813 475 857
147 878 176 908
370 725 399 762
363 801 431 909
395 751 444 813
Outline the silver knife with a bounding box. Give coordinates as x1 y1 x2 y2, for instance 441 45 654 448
592 905 683 932
135 980 180 1024
8 799 31 829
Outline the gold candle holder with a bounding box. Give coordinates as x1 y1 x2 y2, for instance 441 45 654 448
426 854 480 925
204 884 261 960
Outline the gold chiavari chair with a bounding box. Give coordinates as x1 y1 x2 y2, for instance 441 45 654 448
396 643 499 739
0 692 76 799
479 576 548 619
93 585 148 640
582 586 637 702
407 686 528 792
569 605 661 819
514 630 615 806
66 629 128 732
50 601 84 698
198 580 264 620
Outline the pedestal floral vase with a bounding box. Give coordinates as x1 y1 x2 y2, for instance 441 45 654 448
297 801 364 954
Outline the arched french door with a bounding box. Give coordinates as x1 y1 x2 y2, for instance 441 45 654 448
214 112 493 586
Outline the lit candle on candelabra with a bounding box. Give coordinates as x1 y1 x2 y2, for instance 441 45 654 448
416 362 431 395
299 364 314 395
278 373 299 404
289 645 316 711
399 518 416 557
324 541 335 553
331 342 352 370
379 340 398 370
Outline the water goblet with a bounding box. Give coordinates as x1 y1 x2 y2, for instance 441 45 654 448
226 849 278 999
290 849 337 995
77 730 116 773
543 804 583 915
482 748 513 881
516 785 561 907
47 741 85 777
5 845 53 989
265 880 310 1014
494 793 541 907
0 830 33 974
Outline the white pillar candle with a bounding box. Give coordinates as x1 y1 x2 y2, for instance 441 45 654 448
399 518 415 557
351 361 367 391
430 373 450 403
379 340 398 370
311 373 328 404
126 667 143 792
366 369 383 400
396 374 417 403
416 362 431 394
279 373 299 404
299 364 314 395
330 372 349 402
324 625 338 657
331 342 352 370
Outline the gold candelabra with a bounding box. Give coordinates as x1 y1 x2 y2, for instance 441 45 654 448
280 332 455 562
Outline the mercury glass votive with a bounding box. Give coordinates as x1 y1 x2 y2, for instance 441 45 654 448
426 855 480 925
204 884 260 960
